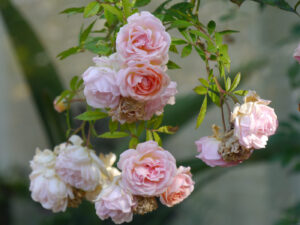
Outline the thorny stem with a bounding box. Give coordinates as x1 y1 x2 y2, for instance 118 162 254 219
224 99 232 123
195 0 201 16
86 122 91 147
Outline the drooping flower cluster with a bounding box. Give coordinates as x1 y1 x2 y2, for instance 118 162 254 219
195 91 278 167
94 141 194 224
29 135 119 212
82 11 177 124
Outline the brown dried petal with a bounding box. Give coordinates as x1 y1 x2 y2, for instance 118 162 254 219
133 196 158 215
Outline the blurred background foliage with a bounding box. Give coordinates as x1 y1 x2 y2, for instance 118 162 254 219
0 0 299 225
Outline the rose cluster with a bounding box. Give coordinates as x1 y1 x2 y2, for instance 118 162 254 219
195 91 278 167
29 139 194 224
29 135 119 212
82 11 177 124
95 141 194 224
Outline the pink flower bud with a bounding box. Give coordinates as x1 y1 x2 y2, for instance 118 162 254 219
53 96 68 113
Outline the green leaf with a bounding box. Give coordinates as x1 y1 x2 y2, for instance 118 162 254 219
146 130 153 141
153 132 162 146
207 41 217 53
207 20 216 35
180 30 192 42
199 78 209 87
70 76 79 90
218 30 240 35
171 20 193 28
156 126 178 134
215 32 223 48
60 7 84 15
102 4 123 21
109 120 118 133
169 45 178 53
84 1 101 18
208 84 221 106
57 46 80 60
167 60 181 69
194 46 206 60
137 122 145 136
80 21 96 44
129 137 139 148
122 0 132 20
229 72 241 91
171 38 187 45
134 0 151 7
189 30 210 41
99 131 129 139
196 95 207 128
76 111 108 121
84 40 111 55
194 86 207 95
181 44 192 57
225 77 231 91
234 90 248 96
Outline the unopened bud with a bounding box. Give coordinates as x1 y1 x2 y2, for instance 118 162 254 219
53 96 68 113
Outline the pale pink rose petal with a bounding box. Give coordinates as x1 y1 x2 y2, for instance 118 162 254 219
293 43 300 63
195 136 239 167
116 11 171 65
160 166 194 207
117 141 177 196
232 91 278 149
95 182 136 224
117 61 170 102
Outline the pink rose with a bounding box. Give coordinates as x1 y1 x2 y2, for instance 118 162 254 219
55 135 107 192
144 81 177 120
117 61 170 102
293 43 300 63
29 149 74 212
117 141 177 196
83 55 120 109
95 181 136 224
195 136 239 167
116 11 171 65
232 91 278 149
160 166 194 207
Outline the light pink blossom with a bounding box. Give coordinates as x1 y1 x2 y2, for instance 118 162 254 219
144 81 177 119
95 180 136 224
160 166 194 207
116 11 171 65
55 135 107 192
29 149 73 212
195 136 239 167
83 54 121 109
117 141 177 196
293 43 300 63
117 61 170 102
231 91 278 149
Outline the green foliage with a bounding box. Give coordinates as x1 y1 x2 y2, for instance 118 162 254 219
83 1 101 18
76 111 108 121
196 95 207 128
99 131 130 138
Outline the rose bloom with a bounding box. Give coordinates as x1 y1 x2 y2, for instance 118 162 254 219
55 135 108 192
117 141 177 196
117 61 170 102
83 54 121 109
231 91 278 149
195 136 239 167
293 43 300 63
95 179 136 224
53 96 68 113
144 81 177 120
29 149 73 212
116 11 171 65
160 166 194 207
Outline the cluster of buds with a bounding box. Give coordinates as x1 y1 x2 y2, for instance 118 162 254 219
29 138 194 224
82 11 177 124
195 91 278 167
